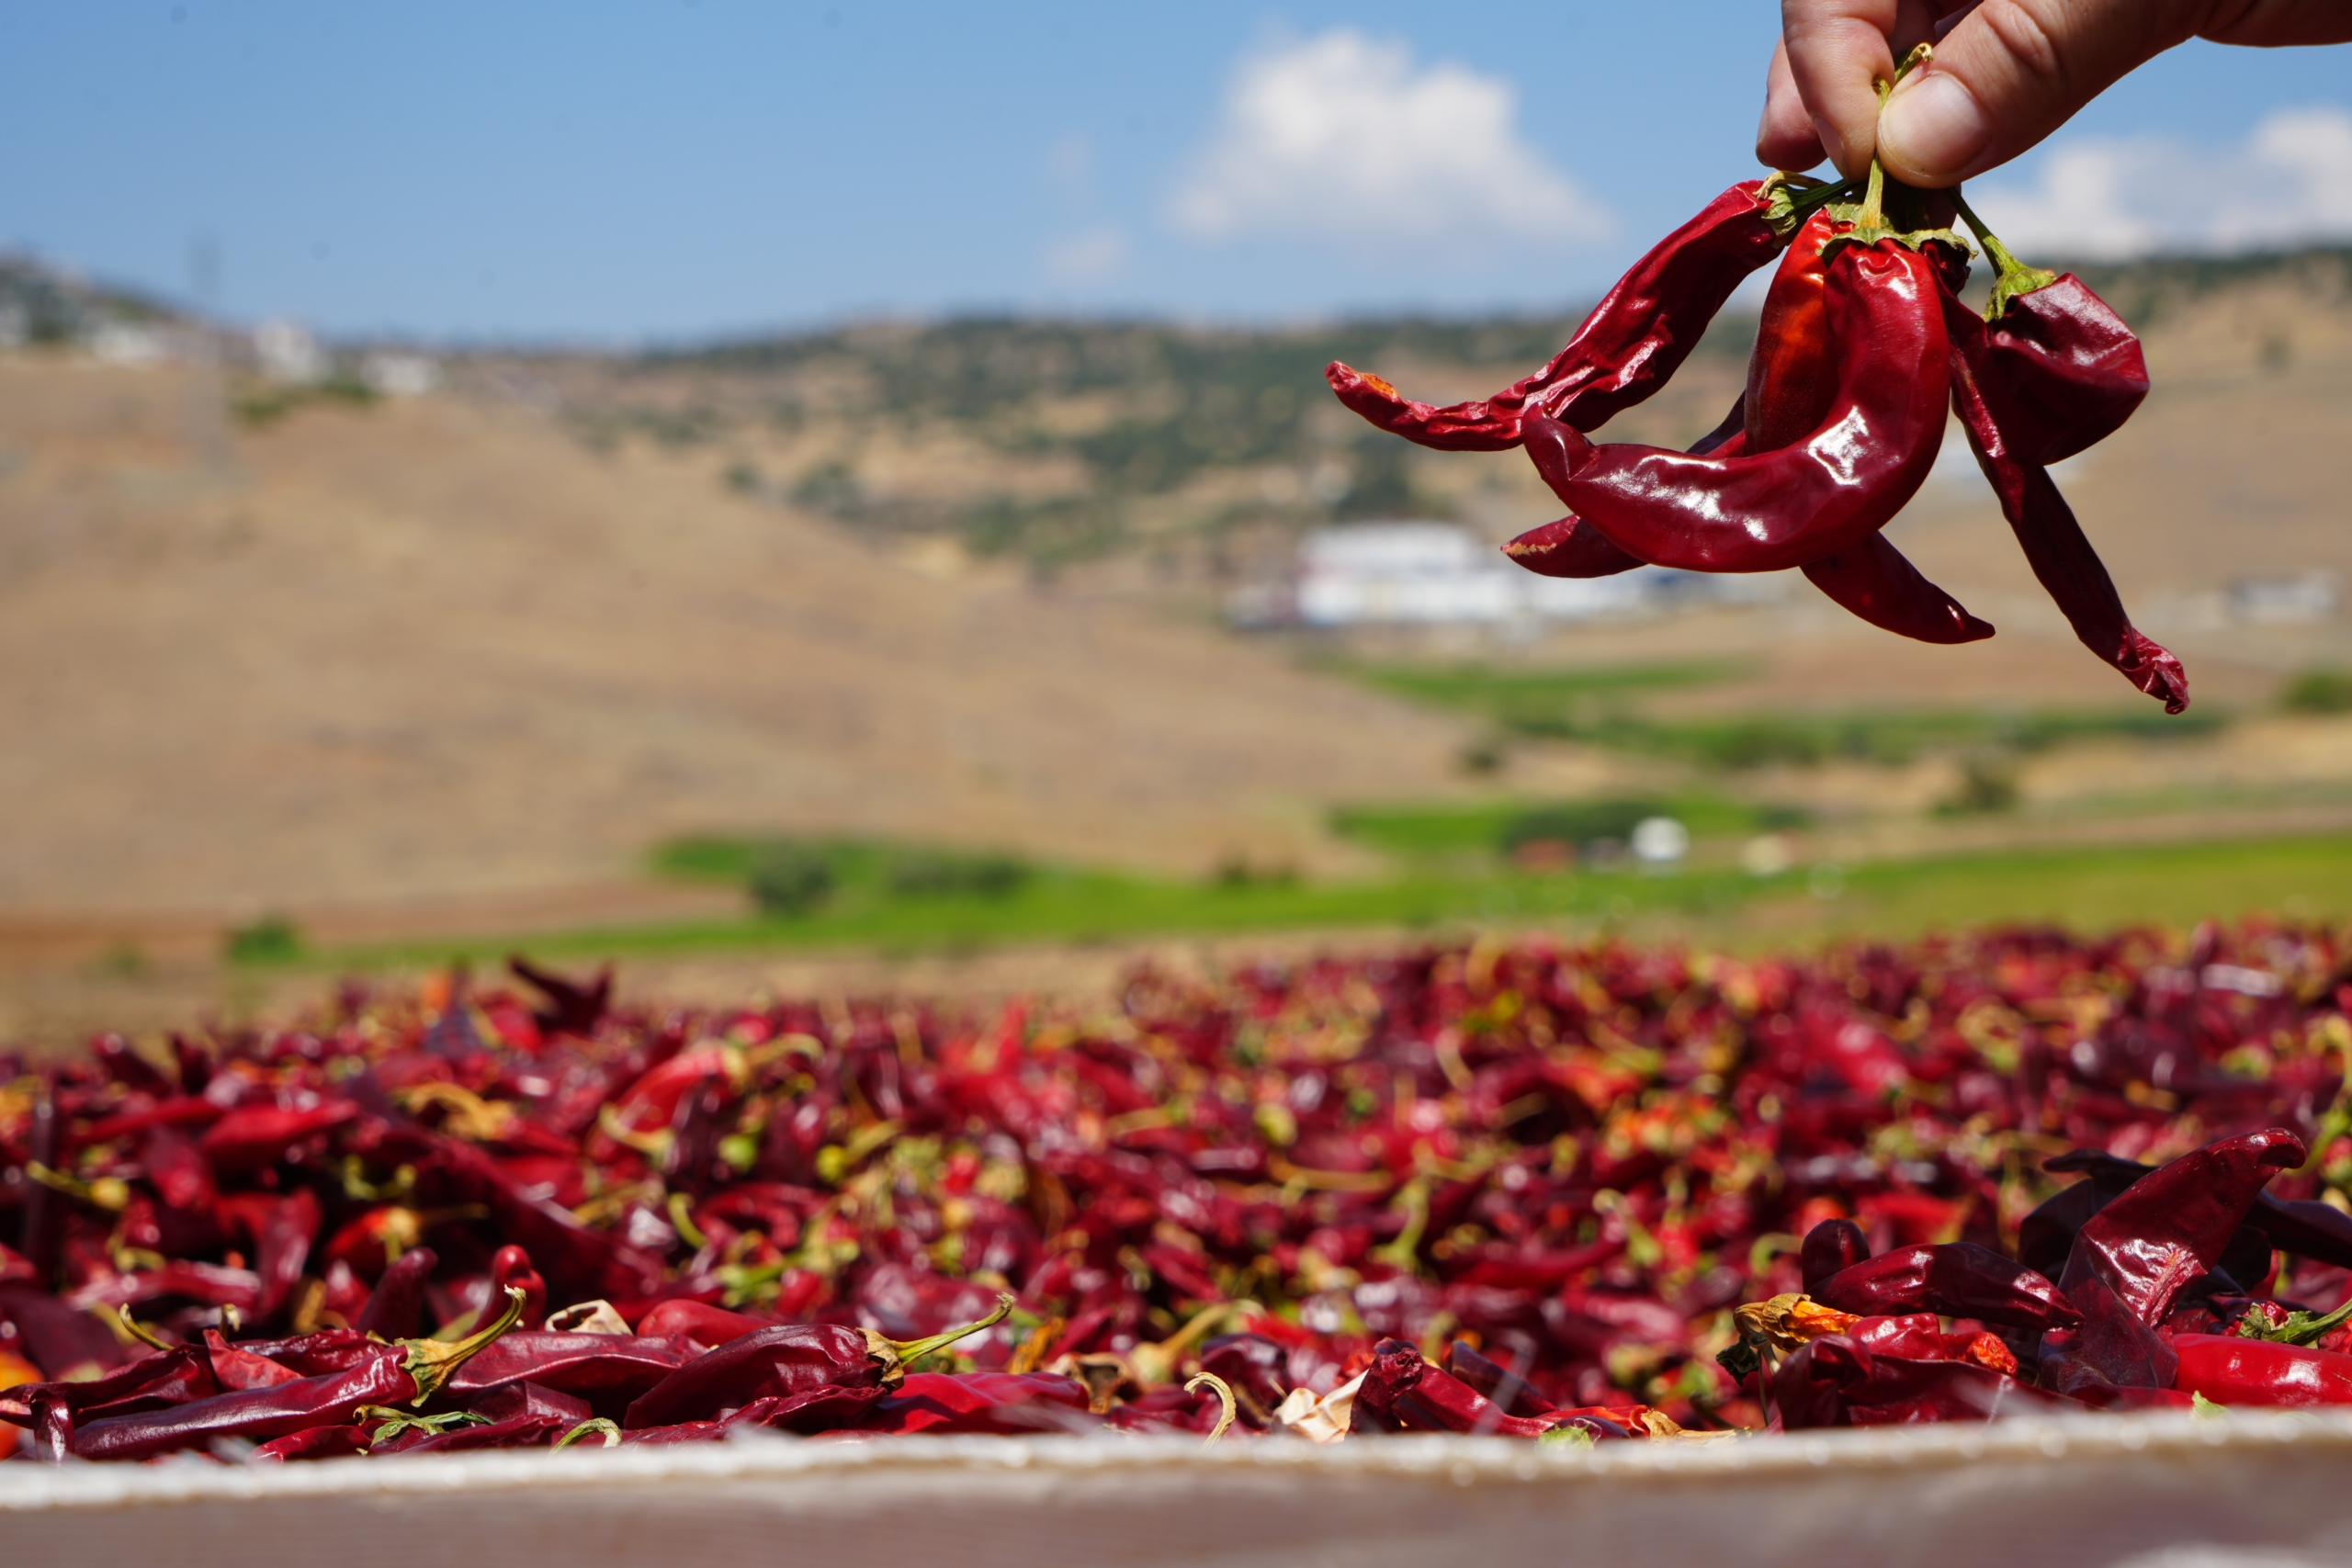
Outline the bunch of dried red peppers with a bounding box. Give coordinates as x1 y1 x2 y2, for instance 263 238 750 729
1328 48 2188 713
6 919 2352 1461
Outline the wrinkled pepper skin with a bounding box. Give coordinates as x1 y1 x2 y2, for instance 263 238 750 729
445 1332 695 1407
2042 1130 2303 1397
1939 285 2188 712
1971 275 2150 467
1811 1242 2080 1333
1328 182 1785 450
2062 1129 2304 1326
1348 1339 1597 1438
1529 241 1953 573
622 1323 877 1429
1774 1314 2028 1427
72 1351 415 1461
2173 1335 2352 1408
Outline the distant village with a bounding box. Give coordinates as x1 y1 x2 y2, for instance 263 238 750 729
0 252 437 399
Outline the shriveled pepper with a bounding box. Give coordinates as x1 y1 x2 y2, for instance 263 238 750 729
1809 1242 2080 1333
1937 201 2186 712
69 1286 525 1461
622 1292 1012 1429
1328 180 1792 450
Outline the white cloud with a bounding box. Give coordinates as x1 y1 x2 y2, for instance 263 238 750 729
1970 105 2352 261
1042 226 1129 283
1166 28 1611 256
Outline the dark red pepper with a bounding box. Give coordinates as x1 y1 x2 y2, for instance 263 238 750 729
69 1286 525 1460
1932 207 2185 712
353 1247 439 1339
1526 239 1954 573
622 1292 1011 1429
856 1371 1095 1436
1810 1242 2080 1333
1328 180 1790 450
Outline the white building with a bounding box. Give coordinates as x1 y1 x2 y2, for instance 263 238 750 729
253 319 327 384
1264 521 1676 628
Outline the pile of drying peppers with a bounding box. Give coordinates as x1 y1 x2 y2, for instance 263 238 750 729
1329 47 2188 714
6 918 2352 1463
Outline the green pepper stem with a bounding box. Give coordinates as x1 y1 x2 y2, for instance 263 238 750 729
555 1417 623 1450
401 1284 526 1404
1951 186 2056 321
118 1306 173 1353
874 1290 1016 1371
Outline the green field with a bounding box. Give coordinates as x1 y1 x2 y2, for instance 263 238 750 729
1351 661 2226 770
252 827 2352 976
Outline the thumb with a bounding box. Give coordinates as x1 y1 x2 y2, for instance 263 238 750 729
1876 0 2199 186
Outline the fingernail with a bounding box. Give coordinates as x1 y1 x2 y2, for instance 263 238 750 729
1879 71 1989 182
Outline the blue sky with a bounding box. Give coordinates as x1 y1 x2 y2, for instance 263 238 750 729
3 3 2347 344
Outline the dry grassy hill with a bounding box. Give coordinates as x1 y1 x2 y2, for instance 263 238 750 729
0 361 1488 950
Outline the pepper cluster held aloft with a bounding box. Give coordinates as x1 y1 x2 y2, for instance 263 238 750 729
1329 57 2188 711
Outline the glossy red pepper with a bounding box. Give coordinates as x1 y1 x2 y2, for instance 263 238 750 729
1526 239 1954 573
1503 400 1743 579
2173 1334 2352 1408
1810 1242 2080 1333
442 1330 696 1408
1328 181 1789 450
1939 288 2188 712
68 1287 523 1460
622 1292 1010 1429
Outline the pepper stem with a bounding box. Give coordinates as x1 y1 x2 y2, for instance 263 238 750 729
1951 186 2057 321
555 1416 623 1450
1127 1299 1238 1386
865 1290 1016 1376
118 1306 173 1353
1185 1371 1238 1447
401 1284 526 1404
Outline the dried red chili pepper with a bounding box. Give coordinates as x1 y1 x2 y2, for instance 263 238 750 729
622 1292 1012 1429
857 1371 1095 1435
2060 1129 2304 1326
394 1381 594 1452
1327 179 1794 451
441 1330 695 1408
1503 398 1744 580
1933 204 2186 711
1809 1242 2080 1333
252 1423 372 1462
635 1297 772 1348
69 1286 524 1460
1348 1339 1588 1438
1525 235 1955 573
2173 1334 2352 1408
0 1343 216 1427
353 1247 439 1339
1951 192 2150 465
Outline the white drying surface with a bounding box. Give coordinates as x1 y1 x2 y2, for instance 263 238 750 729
6 1412 2352 1567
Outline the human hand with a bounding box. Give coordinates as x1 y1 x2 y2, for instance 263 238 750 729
1758 1 2352 187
